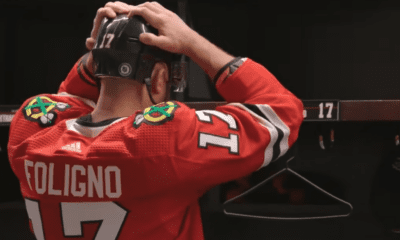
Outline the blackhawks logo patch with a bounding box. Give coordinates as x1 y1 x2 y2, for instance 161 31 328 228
133 101 180 128
23 96 71 127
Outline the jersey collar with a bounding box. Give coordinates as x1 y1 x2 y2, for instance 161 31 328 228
76 114 122 127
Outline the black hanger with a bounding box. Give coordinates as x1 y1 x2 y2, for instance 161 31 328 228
223 132 353 220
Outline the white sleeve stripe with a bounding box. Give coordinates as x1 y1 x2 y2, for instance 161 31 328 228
227 103 290 170
256 104 290 161
242 103 286 162
54 92 96 109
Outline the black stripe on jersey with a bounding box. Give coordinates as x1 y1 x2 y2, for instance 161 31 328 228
243 103 284 162
81 55 100 83
76 114 122 127
77 58 97 87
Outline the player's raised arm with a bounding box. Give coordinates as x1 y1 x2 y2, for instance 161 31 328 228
129 2 304 193
58 1 136 103
168 58 304 194
128 1 235 80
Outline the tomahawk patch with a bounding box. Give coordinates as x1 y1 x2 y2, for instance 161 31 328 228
23 96 71 127
133 101 180 128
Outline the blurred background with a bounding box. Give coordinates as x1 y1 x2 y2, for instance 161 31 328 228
3 0 400 104
2 0 400 239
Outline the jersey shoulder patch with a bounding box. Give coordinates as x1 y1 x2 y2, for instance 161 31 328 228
23 95 71 127
133 101 180 128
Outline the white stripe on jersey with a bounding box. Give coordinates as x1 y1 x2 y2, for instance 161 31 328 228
228 103 290 170
257 104 290 160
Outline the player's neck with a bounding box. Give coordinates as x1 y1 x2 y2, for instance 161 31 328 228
91 80 152 123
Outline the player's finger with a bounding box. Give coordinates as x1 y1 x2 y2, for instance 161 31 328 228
114 1 131 9
91 8 116 38
105 2 130 14
127 2 160 17
139 33 173 51
129 6 161 28
150 2 165 11
86 38 95 50
141 1 162 13
113 1 134 14
139 32 159 45
98 7 118 19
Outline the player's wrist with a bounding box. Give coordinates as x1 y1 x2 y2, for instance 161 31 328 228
213 57 244 85
185 32 235 80
183 31 202 59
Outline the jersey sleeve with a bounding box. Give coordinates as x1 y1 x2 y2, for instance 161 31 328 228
57 53 100 104
8 53 98 150
172 58 304 191
7 94 94 151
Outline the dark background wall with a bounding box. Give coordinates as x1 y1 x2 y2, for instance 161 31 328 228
2 0 400 239
2 0 400 104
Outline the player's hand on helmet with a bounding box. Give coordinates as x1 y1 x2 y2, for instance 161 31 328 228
128 1 197 55
86 1 133 51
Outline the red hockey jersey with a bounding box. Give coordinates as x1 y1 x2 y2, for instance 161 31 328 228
7 55 304 240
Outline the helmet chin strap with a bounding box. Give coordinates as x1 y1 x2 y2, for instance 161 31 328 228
144 77 157 105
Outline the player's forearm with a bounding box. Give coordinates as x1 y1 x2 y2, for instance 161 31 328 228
185 32 235 81
57 53 100 103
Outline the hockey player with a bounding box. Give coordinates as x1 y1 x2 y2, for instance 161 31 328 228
7 1 304 239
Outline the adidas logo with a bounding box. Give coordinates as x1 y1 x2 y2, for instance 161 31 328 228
61 142 82 153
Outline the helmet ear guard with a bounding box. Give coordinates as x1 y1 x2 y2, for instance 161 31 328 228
91 15 188 96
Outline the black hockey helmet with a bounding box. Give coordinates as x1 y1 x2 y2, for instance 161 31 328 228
91 14 187 103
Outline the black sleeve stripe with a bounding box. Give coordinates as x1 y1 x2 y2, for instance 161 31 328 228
233 103 290 168
272 125 285 162
243 103 270 122
243 103 285 162
80 54 99 81
77 61 98 87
